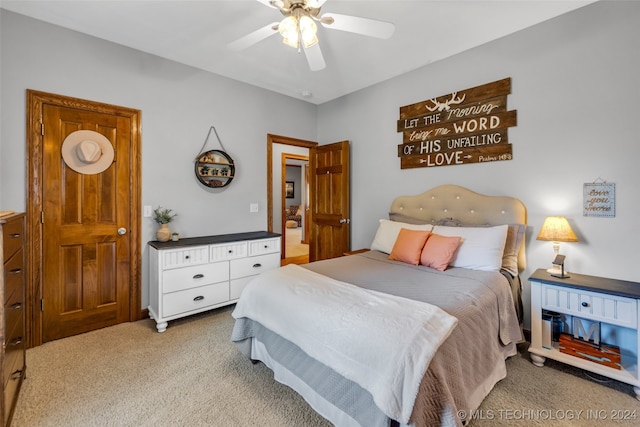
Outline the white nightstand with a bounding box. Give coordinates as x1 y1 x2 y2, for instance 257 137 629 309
529 268 640 400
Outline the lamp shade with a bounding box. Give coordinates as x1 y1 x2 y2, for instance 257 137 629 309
536 216 579 242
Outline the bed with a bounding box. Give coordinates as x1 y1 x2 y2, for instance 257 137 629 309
231 184 526 426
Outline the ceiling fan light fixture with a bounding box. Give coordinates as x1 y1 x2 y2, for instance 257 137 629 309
277 7 318 50
282 34 299 49
233 0 394 71
278 15 299 44
299 15 318 48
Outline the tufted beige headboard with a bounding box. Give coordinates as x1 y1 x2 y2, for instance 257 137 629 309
389 184 527 270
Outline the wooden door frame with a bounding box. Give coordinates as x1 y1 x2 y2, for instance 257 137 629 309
266 134 317 250
26 90 143 348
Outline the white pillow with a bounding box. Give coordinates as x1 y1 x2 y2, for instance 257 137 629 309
432 224 509 271
371 219 433 254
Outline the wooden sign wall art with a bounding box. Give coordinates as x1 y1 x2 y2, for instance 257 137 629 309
397 78 517 169
583 181 615 217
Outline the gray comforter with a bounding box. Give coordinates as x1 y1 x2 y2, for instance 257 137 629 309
232 250 523 426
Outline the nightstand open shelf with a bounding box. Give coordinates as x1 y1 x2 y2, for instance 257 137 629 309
528 269 640 399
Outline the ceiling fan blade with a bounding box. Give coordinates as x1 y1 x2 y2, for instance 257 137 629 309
321 13 395 39
304 43 326 71
307 0 328 7
228 22 279 51
255 0 281 9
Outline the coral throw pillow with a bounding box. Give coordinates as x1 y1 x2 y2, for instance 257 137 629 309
388 228 431 265
420 233 462 271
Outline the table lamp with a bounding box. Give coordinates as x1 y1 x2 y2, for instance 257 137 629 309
536 216 578 278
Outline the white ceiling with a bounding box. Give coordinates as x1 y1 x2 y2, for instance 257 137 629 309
1 0 596 104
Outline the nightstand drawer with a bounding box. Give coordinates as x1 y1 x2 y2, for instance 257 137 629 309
162 262 229 294
541 283 637 328
161 246 209 269
162 282 229 317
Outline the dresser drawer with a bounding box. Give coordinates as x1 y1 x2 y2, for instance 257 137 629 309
3 307 24 387
249 237 281 256
162 261 229 294
230 253 280 280
230 276 253 300
162 282 229 318
3 352 24 425
3 248 24 302
2 217 24 262
210 242 248 262
4 288 24 342
541 283 637 328
161 246 209 269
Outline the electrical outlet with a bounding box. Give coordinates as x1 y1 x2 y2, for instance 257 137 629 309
250 203 259 213
143 205 152 217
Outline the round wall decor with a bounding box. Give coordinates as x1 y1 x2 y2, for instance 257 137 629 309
195 149 235 188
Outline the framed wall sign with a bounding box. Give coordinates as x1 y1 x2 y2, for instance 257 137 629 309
583 181 615 217
396 78 517 169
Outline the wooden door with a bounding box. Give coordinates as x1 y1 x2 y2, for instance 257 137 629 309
40 104 133 342
310 141 350 261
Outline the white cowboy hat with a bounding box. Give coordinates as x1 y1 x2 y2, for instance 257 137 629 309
61 130 114 175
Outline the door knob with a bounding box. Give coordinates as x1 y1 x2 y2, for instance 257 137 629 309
117 227 127 235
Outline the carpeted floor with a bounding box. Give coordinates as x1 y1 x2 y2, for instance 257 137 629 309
11 306 640 426
285 226 308 258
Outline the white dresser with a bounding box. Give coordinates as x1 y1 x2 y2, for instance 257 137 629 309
148 231 281 332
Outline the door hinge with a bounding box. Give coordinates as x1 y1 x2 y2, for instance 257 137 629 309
40 299 44 311
40 121 45 136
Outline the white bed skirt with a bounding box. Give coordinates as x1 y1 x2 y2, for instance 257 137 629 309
246 335 514 427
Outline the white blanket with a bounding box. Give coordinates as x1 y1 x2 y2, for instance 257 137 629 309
232 264 458 424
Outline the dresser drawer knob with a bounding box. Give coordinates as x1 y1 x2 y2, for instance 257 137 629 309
253 263 262 269
10 370 23 381
9 337 22 346
193 274 204 279
228 249 233 254
10 233 21 238
9 268 21 275
185 255 190 259
10 302 22 310
193 296 205 302
581 301 589 307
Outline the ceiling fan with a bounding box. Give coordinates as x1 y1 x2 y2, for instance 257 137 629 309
228 0 395 71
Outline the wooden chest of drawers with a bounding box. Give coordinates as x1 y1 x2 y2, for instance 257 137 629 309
0 213 26 426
